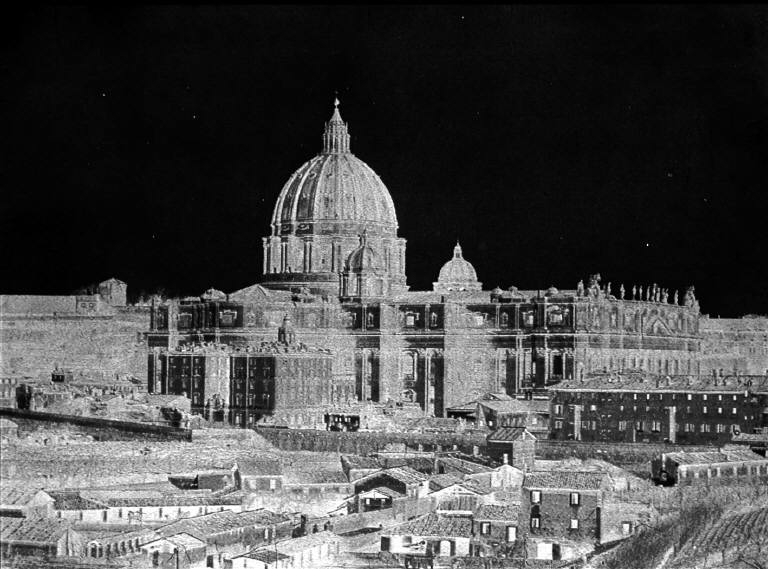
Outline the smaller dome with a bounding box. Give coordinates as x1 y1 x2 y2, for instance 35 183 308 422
201 288 227 301
346 231 381 272
434 242 482 292
545 286 559 297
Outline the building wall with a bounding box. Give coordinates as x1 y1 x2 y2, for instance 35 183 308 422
1 308 148 381
550 386 768 445
522 487 601 542
700 316 768 376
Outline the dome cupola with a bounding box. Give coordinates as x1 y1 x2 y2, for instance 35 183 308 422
433 242 482 292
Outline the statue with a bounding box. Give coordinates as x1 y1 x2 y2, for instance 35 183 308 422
673 290 679 305
576 280 585 297
607 282 612 297
639 285 644 301
662 289 668 303
619 284 625 300
632 285 637 300
683 286 696 308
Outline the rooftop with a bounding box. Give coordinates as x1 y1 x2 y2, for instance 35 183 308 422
474 504 520 521
0 487 52 507
438 457 494 475
552 371 768 393
142 532 206 550
358 466 429 486
682 506 768 559
0 517 74 544
524 471 607 491
390 514 473 538
665 448 767 465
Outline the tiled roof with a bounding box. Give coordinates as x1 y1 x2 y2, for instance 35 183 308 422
438 457 493 475
665 449 767 466
143 532 206 550
48 492 107 511
235 460 283 476
474 504 520 521
0 517 74 544
360 486 404 499
429 474 464 491
0 487 52 507
390 514 473 538
155 510 276 541
487 427 536 442
552 372 768 393
524 471 606 491
240 549 291 563
81 489 240 508
357 466 428 486
341 455 380 470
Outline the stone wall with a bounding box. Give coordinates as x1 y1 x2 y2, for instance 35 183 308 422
0 308 149 381
0 408 191 442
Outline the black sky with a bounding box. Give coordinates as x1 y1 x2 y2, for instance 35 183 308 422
1 6 767 317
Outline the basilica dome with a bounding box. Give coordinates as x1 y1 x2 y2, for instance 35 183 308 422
270 101 398 236
261 100 408 298
433 243 482 292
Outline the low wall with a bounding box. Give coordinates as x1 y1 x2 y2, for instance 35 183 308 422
536 440 719 466
254 427 486 455
0 408 192 442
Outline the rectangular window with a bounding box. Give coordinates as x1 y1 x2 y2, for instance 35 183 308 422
554 420 563 429
718 407 722 414
703 406 707 414
687 393 692 401
554 404 563 415
589 404 597 411
506 526 517 541
481 522 490 535
530 517 540 529
732 408 737 415
703 394 708 401
269 479 277 490
531 491 541 504
621 522 632 535
618 421 627 431
570 492 580 506
570 518 579 530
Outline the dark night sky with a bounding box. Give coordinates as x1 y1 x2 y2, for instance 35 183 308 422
1 6 767 316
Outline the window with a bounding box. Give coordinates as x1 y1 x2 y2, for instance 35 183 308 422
701 423 711 433
207 555 214 568
687 393 692 401
651 421 661 432
554 420 563 429
530 517 540 529
621 522 633 535
570 492 580 506
703 394 708 401
732 408 737 415
589 404 597 411
531 490 541 504
554 405 563 415
703 406 707 414
481 522 491 535
269 479 277 491
506 526 517 542
570 519 579 530
619 405 624 412
718 407 722 415
618 421 627 431
716 424 725 433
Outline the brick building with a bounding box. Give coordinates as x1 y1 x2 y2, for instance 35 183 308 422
549 371 768 444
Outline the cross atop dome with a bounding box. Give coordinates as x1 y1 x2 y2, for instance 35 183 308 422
323 97 350 153
454 241 464 259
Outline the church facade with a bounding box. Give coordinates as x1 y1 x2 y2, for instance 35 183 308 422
145 101 703 425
